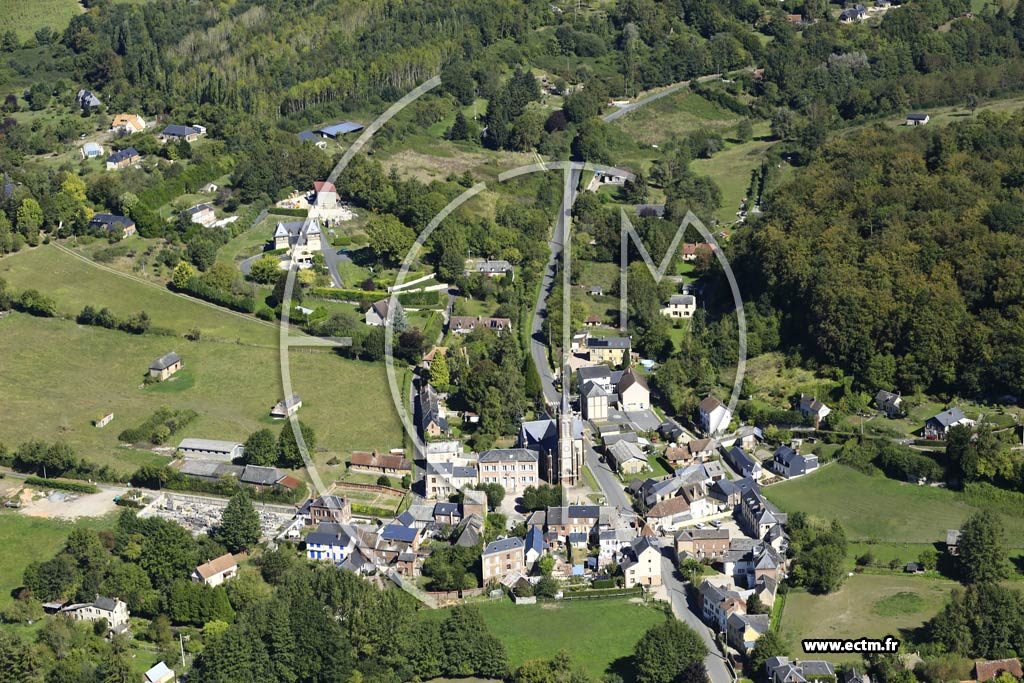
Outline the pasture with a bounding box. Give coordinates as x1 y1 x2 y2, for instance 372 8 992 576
779 574 957 664
765 463 1024 545
0 0 81 40
0 313 404 472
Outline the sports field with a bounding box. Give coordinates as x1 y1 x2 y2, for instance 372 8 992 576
424 598 666 679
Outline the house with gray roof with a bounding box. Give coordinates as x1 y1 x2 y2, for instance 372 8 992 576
482 536 525 583
772 445 818 478
478 448 538 493
924 407 974 439
607 439 648 475
766 657 836 683
149 351 183 381
874 390 903 418
725 446 763 480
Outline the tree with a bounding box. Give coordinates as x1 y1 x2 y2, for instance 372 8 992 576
376 475 392 487
633 619 708 683
172 261 195 289
430 353 450 392
215 491 261 553
243 429 277 467
736 118 754 142
15 198 42 239
278 421 316 469
537 555 556 576
750 631 790 678
958 510 1010 584
203 261 238 292
249 255 281 284
366 213 415 265
745 592 769 615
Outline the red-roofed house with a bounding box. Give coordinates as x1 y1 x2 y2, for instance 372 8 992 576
974 659 1023 682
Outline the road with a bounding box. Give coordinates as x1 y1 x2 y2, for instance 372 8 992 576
602 74 721 123
583 438 632 511
661 554 735 683
321 243 350 288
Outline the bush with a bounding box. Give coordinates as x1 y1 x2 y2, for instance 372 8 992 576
24 476 98 493
118 407 198 445
139 159 233 210
173 276 256 314
267 207 308 217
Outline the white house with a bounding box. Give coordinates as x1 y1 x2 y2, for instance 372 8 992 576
617 367 650 411
63 595 130 634
365 297 403 327
798 394 831 427
661 294 696 319
699 396 732 435
192 553 238 587
621 537 663 588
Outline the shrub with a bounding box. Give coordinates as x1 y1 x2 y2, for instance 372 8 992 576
24 477 98 493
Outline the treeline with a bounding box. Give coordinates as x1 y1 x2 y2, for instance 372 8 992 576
730 114 1024 399
76 304 152 334
837 437 944 483
786 512 848 594
0 438 128 482
117 406 198 445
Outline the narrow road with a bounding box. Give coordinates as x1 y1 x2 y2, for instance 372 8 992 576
321 243 350 288
603 74 721 123
583 438 631 511
661 555 735 683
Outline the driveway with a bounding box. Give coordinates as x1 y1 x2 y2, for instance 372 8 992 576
660 554 735 683
321 243 350 288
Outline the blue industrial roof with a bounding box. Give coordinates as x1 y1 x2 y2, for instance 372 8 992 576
297 130 318 142
316 121 364 137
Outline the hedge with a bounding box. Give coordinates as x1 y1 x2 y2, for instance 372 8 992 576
352 503 401 518
267 207 309 217
24 477 99 494
310 287 441 307
173 277 256 314
691 81 751 116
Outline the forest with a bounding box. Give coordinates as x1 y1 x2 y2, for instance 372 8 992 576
728 112 1024 398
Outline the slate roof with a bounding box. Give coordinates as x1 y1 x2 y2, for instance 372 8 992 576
316 121 364 137
311 494 350 510
585 336 630 349
381 524 418 543
930 407 968 427
483 537 524 555
608 440 647 468
525 525 545 555
107 147 140 164
297 130 318 142
240 465 284 486
479 448 538 463
150 351 181 370
161 124 198 137
433 502 460 517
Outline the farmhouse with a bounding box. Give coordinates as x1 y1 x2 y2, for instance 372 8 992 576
186 203 216 227
699 396 732 435
192 553 238 587
478 448 539 493
924 407 974 439
661 294 696 319
160 124 205 142
106 147 141 170
89 213 136 238
365 297 403 327
63 595 129 634
149 351 183 380
176 438 244 462
81 142 104 159
111 113 146 134
271 394 302 418
906 113 930 126
448 315 513 335
349 451 412 476
481 536 525 584
465 258 514 278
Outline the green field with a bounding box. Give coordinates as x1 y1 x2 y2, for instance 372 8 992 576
0 0 81 40
0 312 404 472
0 512 116 607
0 245 277 345
690 129 775 224
425 599 666 679
612 91 742 147
779 574 956 664
765 463 1024 545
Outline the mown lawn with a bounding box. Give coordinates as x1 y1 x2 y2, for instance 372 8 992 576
424 599 667 680
0 512 117 607
779 573 957 664
0 313 404 472
0 245 276 345
765 463 1024 546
